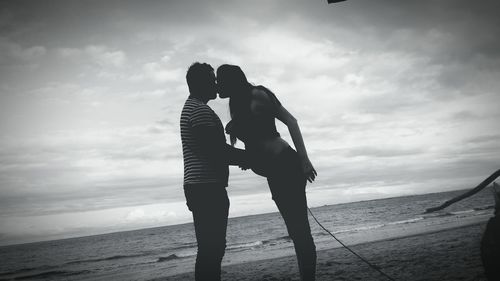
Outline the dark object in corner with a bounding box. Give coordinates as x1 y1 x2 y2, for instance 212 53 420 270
481 182 500 281
426 169 500 213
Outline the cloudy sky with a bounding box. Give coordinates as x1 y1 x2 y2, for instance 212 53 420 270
1 0 499 245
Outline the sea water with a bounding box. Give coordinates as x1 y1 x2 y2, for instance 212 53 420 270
0 189 495 281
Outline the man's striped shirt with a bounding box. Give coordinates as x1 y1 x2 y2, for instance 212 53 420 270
180 96 228 186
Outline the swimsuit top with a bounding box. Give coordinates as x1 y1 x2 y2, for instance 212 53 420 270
225 86 282 145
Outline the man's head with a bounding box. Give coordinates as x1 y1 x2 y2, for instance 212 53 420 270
186 62 217 101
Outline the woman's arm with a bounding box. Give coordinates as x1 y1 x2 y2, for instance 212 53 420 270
275 106 317 182
251 89 317 182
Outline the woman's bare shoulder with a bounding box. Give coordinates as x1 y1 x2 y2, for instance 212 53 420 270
251 87 269 100
250 88 272 113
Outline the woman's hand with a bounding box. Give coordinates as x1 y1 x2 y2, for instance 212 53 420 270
301 157 317 183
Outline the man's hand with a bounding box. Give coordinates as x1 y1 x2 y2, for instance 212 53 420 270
238 154 251 170
227 145 251 170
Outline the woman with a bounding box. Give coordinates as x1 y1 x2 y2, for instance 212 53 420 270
216 64 317 281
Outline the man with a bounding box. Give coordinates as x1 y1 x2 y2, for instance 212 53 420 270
180 62 247 281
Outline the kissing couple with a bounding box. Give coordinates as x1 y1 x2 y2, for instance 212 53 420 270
180 62 317 281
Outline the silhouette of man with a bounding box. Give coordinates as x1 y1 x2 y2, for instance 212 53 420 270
180 62 247 281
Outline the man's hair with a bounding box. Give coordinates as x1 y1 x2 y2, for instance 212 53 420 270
186 62 214 96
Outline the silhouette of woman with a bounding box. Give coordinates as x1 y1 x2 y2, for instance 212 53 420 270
216 64 317 281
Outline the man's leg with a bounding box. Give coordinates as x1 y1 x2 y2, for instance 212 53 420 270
185 185 229 281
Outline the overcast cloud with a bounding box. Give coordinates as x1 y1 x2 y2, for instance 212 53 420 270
0 0 499 245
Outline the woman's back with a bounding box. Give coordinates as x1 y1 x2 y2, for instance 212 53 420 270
226 86 280 140
226 86 290 176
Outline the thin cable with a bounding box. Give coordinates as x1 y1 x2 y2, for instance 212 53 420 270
308 207 397 281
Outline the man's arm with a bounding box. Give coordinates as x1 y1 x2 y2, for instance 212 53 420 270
225 144 248 167
190 106 248 167
192 125 225 162
192 125 248 167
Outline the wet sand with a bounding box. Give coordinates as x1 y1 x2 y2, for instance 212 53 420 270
161 222 488 281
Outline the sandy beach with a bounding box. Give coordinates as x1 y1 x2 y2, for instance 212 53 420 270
161 222 488 281
1 190 493 281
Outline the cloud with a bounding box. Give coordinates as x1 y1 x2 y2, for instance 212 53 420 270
0 201 191 245
136 61 184 83
56 45 127 67
0 37 46 63
345 146 425 158
85 45 126 67
0 125 184 217
0 0 499 244
466 134 500 144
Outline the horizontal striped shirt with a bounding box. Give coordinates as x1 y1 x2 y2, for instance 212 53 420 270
180 96 228 186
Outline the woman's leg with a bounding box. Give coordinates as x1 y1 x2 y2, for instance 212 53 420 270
268 148 316 281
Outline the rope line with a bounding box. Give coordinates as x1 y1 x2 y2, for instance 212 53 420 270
307 207 397 281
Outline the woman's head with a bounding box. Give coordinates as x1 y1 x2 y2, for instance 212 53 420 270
216 64 250 99
217 64 252 145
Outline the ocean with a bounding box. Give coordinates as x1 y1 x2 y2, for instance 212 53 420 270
0 188 495 281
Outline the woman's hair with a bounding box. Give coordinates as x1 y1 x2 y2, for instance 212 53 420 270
217 64 252 145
